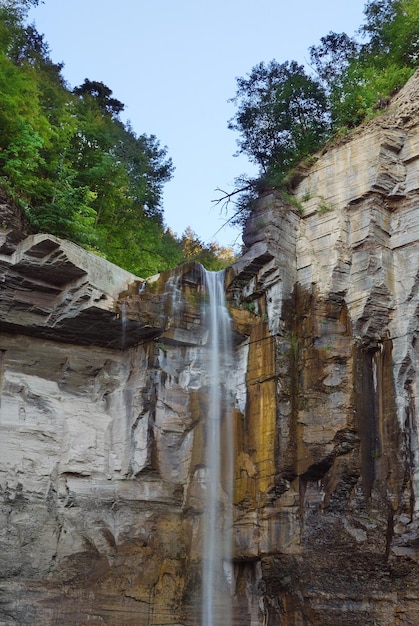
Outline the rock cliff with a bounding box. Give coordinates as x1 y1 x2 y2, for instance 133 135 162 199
2 70 419 625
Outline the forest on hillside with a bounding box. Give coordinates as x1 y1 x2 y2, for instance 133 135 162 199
0 0 418 275
0 0 234 276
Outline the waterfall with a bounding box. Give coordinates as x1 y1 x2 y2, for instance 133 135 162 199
120 300 127 348
201 269 233 626
166 271 183 318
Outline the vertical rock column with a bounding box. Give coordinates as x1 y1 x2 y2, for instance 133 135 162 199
226 191 300 621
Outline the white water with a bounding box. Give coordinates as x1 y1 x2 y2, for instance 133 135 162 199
201 269 233 626
120 300 127 348
166 271 183 319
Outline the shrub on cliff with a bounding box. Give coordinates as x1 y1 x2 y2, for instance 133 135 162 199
328 0 418 130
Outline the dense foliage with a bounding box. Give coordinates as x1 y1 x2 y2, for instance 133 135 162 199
0 1 234 275
228 60 329 178
227 0 419 222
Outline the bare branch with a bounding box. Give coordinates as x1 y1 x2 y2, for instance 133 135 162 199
210 181 258 238
211 182 255 212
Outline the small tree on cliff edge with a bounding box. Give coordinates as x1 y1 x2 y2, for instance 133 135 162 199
228 60 329 185
222 60 329 224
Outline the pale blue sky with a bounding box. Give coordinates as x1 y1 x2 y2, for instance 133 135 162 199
29 0 367 248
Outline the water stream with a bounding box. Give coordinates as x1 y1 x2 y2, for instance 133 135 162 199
201 269 233 626
120 300 127 348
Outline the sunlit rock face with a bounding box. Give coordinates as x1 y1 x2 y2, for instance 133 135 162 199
3 70 419 625
226 70 419 625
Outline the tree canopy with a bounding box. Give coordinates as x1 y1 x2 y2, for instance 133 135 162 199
0 1 235 275
73 79 125 116
228 60 329 177
226 0 419 223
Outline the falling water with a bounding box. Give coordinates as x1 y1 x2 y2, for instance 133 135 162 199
120 300 127 348
166 271 183 319
201 269 233 626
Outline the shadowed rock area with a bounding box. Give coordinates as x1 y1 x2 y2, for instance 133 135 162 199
2 70 419 625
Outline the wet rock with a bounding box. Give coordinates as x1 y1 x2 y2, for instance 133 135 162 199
3 69 419 624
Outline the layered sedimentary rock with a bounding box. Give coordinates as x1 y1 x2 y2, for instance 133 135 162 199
3 70 419 625
225 69 419 625
0 241 213 624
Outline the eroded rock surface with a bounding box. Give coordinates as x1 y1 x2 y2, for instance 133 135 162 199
3 70 419 625
225 70 419 625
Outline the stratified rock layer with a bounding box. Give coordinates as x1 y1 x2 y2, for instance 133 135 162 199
225 70 419 625
3 70 419 625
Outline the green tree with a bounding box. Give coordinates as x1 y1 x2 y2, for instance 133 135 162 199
329 0 419 129
362 0 419 65
224 60 329 224
0 0 237 276
73 79 125 117
70 82 175 269
0 4 100 244
180 227 235 270
0 34 48 198
0 2 179 275
309 32 359 92
228 60 329 180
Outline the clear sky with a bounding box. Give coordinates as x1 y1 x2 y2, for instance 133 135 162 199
28 0 367 249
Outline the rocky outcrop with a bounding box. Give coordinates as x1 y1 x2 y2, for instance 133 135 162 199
0 232 162 348
3 70 419 625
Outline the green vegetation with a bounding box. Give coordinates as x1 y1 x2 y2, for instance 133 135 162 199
225 0 419 223
0 1 234 275
228 60 329 178
1 0 418 265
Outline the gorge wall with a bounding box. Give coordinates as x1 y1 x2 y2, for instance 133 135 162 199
2 70 419 625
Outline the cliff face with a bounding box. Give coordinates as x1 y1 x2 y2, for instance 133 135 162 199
226 69 419 624
2 71 419 625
